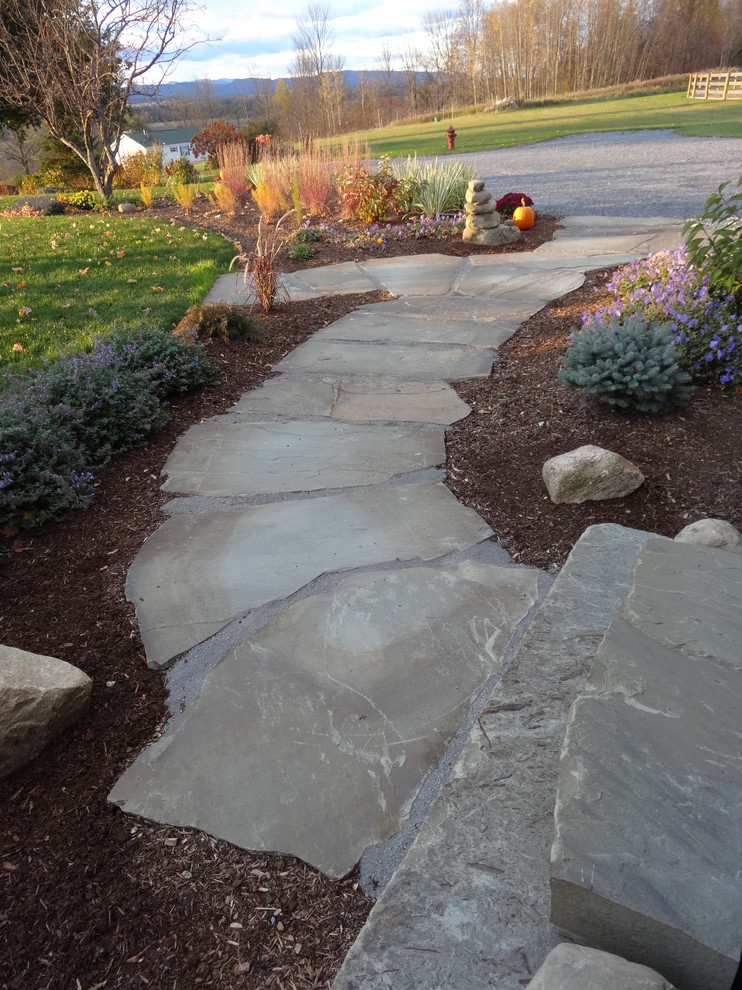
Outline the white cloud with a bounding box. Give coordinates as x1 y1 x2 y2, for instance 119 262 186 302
167 0 434 81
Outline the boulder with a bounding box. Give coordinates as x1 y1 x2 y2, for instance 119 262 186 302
465 189 491 205
0 644 92 777
528 945 675 990
462 224 521 246
543 445 644 504
467 179 485 193
675 517 742 554
117 202 137 213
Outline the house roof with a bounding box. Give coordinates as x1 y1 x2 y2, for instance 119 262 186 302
122 127 200 148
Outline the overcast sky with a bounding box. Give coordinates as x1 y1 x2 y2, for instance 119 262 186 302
171 1 433 81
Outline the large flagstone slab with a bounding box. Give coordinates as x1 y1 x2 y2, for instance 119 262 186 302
274 340 495 380
456 261 585 300
231 376 471 424
354 294 538 324
551 539 742 990
110 561 539 877
311 310 520 348
161 418 444 496
282 262 377 296
127 482 494 669
359 254 464 296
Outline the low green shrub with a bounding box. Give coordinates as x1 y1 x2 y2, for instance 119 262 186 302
559 316 692 413
286 243 314 260
683 174 742 304
165 156 198 185
0 325 211 528
293 226 322 243
62 189 100 211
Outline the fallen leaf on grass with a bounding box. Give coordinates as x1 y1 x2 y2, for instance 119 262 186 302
151 285 164 292
79 267 89 275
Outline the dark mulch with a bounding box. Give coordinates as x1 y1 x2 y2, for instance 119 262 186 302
446 269 742 568
2 200 739 990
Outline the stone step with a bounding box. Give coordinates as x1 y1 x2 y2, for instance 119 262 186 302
551 538 742 990
331 523 656 990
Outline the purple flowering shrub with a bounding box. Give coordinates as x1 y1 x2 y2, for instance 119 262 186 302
582 247 741 386
0 326 211 528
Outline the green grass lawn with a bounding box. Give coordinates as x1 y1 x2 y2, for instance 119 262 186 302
351 91 742 157
0 213 235 376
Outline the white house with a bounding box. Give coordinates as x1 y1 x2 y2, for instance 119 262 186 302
117 127 206 166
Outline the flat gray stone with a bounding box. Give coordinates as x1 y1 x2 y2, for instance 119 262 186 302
126 483 494 669
274 340 495 381
355 294 538 324
330 379 471 424
110 561 538 878
231 378 336 418
457 259 584 300
231 377 472 424
1 645 92 777
551 538 742 990
527 944 675 990
312 310 520 348
359 254 464 296
333 524 656 990
283 262 377 296
161 419 444 496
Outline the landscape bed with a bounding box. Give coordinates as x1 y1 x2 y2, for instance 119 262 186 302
1 199 741 989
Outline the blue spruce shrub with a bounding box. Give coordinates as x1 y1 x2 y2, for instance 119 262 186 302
559 316 692 413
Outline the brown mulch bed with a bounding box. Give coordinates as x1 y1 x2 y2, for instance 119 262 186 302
446 269 742 567
1 201 740 990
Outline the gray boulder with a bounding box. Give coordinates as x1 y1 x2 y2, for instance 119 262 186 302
543 444 644 504
528 945 675 990
117 202 137 213
675 517 742 554
462 224 520 246
0 644 92 777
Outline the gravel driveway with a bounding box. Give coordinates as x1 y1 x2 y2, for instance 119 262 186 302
431 129 742 219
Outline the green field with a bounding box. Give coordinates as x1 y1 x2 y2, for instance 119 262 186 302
347 92 742 158
0 214 235 375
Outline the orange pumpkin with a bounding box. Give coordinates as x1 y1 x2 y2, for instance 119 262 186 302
512 198 535 230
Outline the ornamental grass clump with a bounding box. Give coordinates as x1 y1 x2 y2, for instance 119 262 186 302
174 302 263 343
559 316 692 413
0 326 211 528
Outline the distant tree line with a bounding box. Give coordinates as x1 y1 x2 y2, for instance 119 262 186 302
151 0 742 141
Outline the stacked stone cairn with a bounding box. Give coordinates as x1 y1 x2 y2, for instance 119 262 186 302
463 179 521 247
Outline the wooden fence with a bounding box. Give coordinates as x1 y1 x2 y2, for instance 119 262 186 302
687 69 742 100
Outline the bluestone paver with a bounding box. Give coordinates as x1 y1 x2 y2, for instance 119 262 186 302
126 482 493 669
274 339 496 380
160 418 444 496
110 561 539 877
230 376 472 424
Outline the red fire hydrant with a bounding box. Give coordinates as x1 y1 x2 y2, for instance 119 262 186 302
446 125 456 150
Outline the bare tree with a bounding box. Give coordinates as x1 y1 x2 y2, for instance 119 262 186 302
0 122 42 175
0 0 200 199
291 2 344 133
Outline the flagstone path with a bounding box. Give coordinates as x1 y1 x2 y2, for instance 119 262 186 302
109 216 684 881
